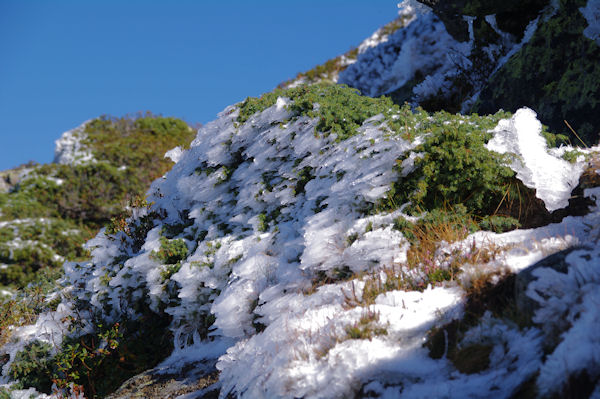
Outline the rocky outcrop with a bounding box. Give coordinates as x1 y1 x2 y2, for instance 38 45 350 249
417 0 549 42
0 163 36 193
106 363 219 399
474 0 600 145
416 0 600 144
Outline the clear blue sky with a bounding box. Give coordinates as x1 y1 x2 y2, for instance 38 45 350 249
0 1 399 170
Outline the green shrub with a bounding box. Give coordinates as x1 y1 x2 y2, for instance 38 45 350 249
238 83 402 141
9 341 54 393
7 311 173 398
390 110 516 218
82 114 196 189
0 245 61 287
151 237 188 265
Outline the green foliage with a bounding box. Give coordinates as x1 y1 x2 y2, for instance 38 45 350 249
82 114 196 188
0 245 60 287
346 232 359 246
479 215 521 233
561 149 585 163
151 237 188 265
160 263 182 281
257 213 268 233
344 311 388 341
0 218 91 288
390 110 517 218
238 84 402 142
52 163 137 224
51 322 123 397
9 341 54 393
8 310 173 398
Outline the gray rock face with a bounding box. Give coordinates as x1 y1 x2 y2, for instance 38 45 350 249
474 0 600 146
407 0 600 145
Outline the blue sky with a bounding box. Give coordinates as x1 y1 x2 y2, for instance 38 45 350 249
0 1 399 170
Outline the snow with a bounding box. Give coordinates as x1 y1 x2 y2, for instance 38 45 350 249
581 0 600 43
3 91 600 397
338 12 470 99
164 146 184 163
53 121 94 165
3 19 600 395
486 108 584 212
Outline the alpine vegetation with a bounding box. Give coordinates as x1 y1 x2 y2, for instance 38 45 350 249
1 81 598 398
2 0 600 398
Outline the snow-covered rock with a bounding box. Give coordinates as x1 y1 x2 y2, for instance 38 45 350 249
53 121 94 165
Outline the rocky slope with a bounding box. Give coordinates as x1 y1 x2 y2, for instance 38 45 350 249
295 0 600 145
1 1 600 398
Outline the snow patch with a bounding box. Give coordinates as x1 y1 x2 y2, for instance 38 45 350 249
581 0 600 43
486 108 584 212
53 121 94 165
339 13 469 99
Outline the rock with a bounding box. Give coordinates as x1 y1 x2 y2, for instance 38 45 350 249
106 360 220 399
417 0 549 42
474 0 600 145
0 163 36 193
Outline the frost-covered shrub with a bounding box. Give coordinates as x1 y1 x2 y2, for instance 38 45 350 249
238 83 402 141
5 312 172 398
8 341 54 393
151 237 189 266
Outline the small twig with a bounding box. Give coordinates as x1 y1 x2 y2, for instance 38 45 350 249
564 120 588 148
493 185 510 216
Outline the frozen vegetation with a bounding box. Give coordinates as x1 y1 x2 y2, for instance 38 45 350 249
1 82 599 398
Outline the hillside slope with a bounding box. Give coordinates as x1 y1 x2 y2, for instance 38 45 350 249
2 1 600 398
0 84 598 398
0 114 195 291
